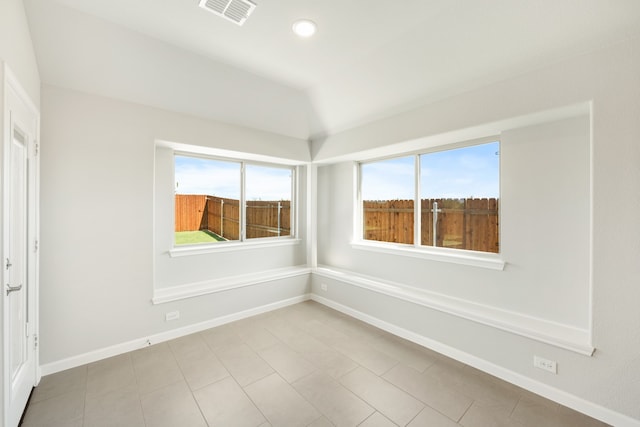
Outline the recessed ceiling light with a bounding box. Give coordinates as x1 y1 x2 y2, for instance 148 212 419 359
292 19 317 38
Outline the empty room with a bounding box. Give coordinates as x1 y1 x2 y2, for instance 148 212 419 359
1 0 640 426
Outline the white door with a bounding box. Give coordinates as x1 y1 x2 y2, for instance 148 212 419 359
3 71 39 427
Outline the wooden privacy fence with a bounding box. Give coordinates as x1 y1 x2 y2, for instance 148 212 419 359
363 198 499 253
175 194 208 232
175 194 291 240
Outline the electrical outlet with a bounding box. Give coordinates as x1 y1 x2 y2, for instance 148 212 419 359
165 311 180 321
321 283 328 291
534 356 557 374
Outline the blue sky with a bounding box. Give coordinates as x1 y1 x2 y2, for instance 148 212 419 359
174 156 292 200
176 142 499 202
361 142 500 200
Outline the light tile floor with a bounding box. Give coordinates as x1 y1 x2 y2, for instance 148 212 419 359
22 301 609 427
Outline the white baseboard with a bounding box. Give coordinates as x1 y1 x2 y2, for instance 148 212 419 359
314 266 593 356
39 294 310 377
311 294 639 427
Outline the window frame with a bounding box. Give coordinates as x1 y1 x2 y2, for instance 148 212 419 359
170 150 299 257
354 137 505 270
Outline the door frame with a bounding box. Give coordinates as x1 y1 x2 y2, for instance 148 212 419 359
2 63 40 426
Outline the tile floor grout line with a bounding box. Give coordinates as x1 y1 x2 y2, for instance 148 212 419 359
128 352 149 427
509 394 524 418
456 398 475 423
82 363 89 426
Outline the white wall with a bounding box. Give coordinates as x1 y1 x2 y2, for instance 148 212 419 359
0 0 40 109
39 85 311 365
314 37 640 423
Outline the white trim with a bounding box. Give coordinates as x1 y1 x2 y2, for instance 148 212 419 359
311 295 638 427
41 294 311 376
587 101 595 350
351 241 505 270
169 237 301 257
153 266 311 304
313 266 593 355
306 164 318 268
293 165 300 240
157 139 308 166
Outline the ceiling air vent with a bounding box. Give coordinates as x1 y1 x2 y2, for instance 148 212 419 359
198 0 257 26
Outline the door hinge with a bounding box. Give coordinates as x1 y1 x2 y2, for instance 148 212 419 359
34 334 38 349
35 142 39 156
34 239 39 252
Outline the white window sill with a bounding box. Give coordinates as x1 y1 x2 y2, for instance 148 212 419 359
169 237 301 257
351 240 505 271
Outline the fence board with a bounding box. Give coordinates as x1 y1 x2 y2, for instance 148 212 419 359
246 200 291 238
174 195 207 232
175 195 290 240
205 196 240 240
369 198 499 253
363 200 414 244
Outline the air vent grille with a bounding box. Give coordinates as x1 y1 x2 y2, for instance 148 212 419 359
199 0 256 26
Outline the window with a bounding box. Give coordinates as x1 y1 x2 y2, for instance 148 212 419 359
361 156 415 244
174 153 294 246
360 140 499 254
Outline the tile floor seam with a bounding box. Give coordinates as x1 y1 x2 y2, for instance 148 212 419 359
245 371 320 426
456 399 475 424
405 407 424 426
509 394 524 419
242 372 275 425
306 414 328 427
355 412 373 426
291 369 320 388
293 377 360 427
177 361 210 427
327 344 373 375
230 370 270 427
130 352 149 427
82 362 89 426
139 377 185 398
340 363 359 379
383 375 465 426
378 360 400 377
191 388 212 427
167 339 201 393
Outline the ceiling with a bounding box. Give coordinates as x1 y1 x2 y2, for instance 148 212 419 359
24 0 640 140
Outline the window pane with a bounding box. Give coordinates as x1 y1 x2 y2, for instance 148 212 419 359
174 155 240 244
245 165 293 239
420 142 500 253
361 156 415 244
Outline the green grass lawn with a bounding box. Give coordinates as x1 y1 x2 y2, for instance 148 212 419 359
175 230 226 245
